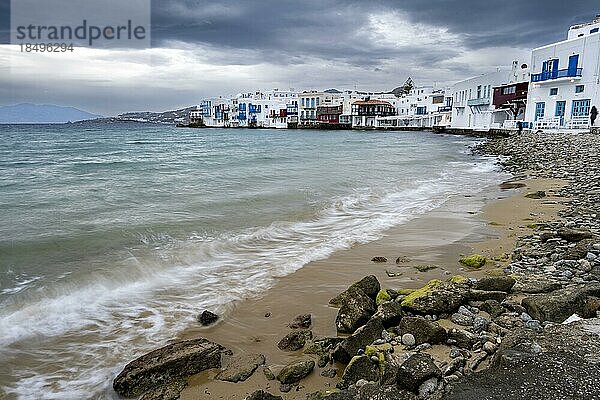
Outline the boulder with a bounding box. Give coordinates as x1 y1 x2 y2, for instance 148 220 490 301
397 317 447 345
521 283 600 322
373 301 404 328
479 300 505 318
442 319 600 400
564 239 594 260
372 256 388 263
400 279 469 315
447 328 478 349
339 355 381 388
333 318 385 364
246 390 283 400
459 254 487 269
277 360 315 384
113 338 226 398
139 379 187 400
289 314 312 329
277 330 313 351
473 276 516 292
215 353 265 383
557 227 593 242
358 383 417 400
468 290 508 302
330 276 381 305
513 275 562 294
197 310 219 326
396 353 441 393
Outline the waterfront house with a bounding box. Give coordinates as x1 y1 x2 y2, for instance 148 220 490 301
492 63 530 129
351 99 395 128
525 15 600 130
376 86 453 129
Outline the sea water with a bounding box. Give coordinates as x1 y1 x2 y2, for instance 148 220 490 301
0 124 503 399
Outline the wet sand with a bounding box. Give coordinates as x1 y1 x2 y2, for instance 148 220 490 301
178 177 566 400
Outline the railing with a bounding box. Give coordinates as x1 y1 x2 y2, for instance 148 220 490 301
531 68 583 82
437 105 452 112
533 117 562 130
502 120 519 129
467 98 490 106
566 116 590 129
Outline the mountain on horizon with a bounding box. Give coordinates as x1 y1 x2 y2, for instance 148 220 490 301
0 103 101 124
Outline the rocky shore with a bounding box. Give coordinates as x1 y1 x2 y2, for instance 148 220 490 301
112 131 600 400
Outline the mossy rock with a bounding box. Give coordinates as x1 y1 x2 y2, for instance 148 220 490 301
396 288 416 296
447 275 468 284
376 289 391 304
493 253 511 262
459 254 487 269
486 268 507 276
414 264 438 272
400 279 469 315
525 191 546 199
527 223 539 230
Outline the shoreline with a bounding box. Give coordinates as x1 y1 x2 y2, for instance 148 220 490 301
111 131 600 400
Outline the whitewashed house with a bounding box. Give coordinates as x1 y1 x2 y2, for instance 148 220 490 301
525 15 600 130
451 69 519 130
376 86 453 128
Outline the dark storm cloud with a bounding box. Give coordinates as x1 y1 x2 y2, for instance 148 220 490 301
0 0 9 44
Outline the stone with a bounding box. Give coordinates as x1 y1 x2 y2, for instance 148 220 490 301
557 227 593 242
339 355 380 388
447 329 478 350
459 254 487 269
330 276 381 305
473 276 516 292
401 279 470 315
263 367 276 380
376 289 392 304
468 290 508 302
513 275 562 294
288 314 312 329
482 342 497 354
358 384 417 400
113 338 226 398
372 256 388 263
277 330 313 351
277 360 315 384
373 300 404 328
472 316 489 333
479 300 505 318
396 353 441 393
521 283 600 323
418 377 439 398
333 318 385 364
443 357 466 376
197 310 219 326
524 191 546 199
320 368 337 378
451 313 474 326
398 317 447 345
245 390 283 400
564 239 594 260
331 277 381 334
215 353 265 383
402 333 416 346
139 379 187 400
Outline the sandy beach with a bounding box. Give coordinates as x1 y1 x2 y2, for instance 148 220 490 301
174 175 566 400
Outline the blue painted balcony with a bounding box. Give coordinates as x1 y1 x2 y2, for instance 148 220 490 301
467 97 490 106
531 68 582 83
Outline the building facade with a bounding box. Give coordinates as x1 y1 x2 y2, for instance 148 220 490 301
525 16 600 130
351 99 395 128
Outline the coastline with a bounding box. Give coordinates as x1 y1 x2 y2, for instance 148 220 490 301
175 176 565 399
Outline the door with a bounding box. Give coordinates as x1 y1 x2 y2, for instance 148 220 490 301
555 101 566 125
535 102 545 121
551 59 559 79
568 54 579 76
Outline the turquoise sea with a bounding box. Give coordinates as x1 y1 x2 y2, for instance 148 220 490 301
0 124 503 399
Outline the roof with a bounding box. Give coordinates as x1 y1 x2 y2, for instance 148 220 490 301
352 100 393 106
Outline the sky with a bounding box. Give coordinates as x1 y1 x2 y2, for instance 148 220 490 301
0 0 598 116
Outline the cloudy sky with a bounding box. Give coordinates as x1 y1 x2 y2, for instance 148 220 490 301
0 0 597 115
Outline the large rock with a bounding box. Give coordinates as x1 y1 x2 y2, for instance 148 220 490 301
288 314 312 329
373 301 404 328
339 355 381 388
521 283 600 322
397 317 447 345
400 279 469 315
396 353 441 393
333 318 385 364
468 289 508 302
113 338 226 398
564 239 594 260
330 275 381 305
473 276 516 293
358 383 417 400
447 328 478 349
215 353 265 383
557 227 593 242
277 330 313 351
331 276 381 334
139 379 187 400
513 275 562 294
246 390 283 400
442 319 600 400
277 360 315 384
197 310 219 326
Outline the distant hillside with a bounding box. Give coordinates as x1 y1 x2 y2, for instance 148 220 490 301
0 103 101 124
81 107 197 125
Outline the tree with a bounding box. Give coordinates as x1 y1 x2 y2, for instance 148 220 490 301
591 106 598 126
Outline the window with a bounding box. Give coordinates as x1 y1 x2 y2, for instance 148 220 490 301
311 98 315 108
575 85 585 93
572 99 591 117
301 98 305 107
316 97 320 106
477 85 482 98
550 88 558 96
555 101 566 118
502 86 516 95
535 102 545 121
591 28 599 34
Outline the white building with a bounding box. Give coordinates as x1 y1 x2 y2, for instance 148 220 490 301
525 15 600 130
451 69 520 130
376 86 453 128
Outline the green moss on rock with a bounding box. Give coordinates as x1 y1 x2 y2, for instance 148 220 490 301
400 279 442 308
459 254 487 269
447 275 468 284
376 289 391 304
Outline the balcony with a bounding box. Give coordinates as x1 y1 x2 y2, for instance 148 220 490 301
531 68 582 83
437 105 452 112
467 97 490 106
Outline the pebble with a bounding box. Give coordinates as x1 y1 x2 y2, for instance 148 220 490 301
401 333 416 346
525 319 543 332
521 312 533 322
482 342 497 354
